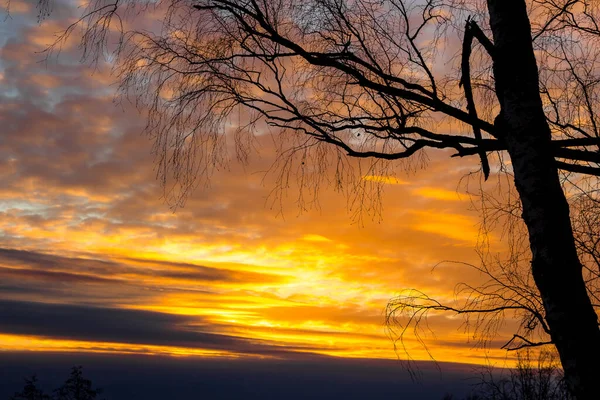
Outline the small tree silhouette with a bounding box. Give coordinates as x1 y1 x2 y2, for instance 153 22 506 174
10 375 50 400
52 367 102 400
443 350 572 400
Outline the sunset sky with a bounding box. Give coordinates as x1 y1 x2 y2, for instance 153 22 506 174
0 1 526 397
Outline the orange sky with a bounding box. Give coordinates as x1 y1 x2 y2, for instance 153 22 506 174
0 0 527 368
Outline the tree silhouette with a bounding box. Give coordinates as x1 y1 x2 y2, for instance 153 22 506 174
478 350 571 400
10 375 50 400
25 0 600 398
52 366 102 400
10 367 103 400
443 350 573 400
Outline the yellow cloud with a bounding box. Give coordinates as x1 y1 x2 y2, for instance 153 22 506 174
410 210 481 244
413 187 465 202
302 234 333 242
0 334 245 359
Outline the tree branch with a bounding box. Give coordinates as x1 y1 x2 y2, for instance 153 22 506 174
460 17 491 179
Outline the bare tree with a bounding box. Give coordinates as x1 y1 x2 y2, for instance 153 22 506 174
475 350 571 400
22 0 600 398
442 350 572 400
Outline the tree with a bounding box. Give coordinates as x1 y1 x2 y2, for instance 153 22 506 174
53 366 102 400
24 0 600 398
474 350 572 400
443 350 572 400
10 375 51 400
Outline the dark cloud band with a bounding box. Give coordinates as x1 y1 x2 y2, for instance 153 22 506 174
0 299 328 358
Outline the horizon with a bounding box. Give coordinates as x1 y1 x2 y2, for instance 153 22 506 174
0 352 487 399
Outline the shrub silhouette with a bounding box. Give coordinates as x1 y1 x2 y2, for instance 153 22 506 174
10 367 102 400
53 367 102 400
443 351 572 400
9 375 50 400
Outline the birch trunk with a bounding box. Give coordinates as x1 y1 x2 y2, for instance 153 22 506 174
487 1 600 398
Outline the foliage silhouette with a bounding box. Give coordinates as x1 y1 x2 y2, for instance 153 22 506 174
443 350 572 400
9 375 50 400
53 366 103 400
9 367 103 400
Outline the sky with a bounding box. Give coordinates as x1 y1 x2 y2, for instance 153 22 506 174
0 1 526 398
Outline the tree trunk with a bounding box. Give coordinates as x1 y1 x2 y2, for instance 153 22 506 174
486 1 600 398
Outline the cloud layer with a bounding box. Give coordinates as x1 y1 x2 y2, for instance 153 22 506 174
0 2 522 366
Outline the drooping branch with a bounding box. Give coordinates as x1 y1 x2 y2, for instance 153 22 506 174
386 230 552 356
460 17 492 179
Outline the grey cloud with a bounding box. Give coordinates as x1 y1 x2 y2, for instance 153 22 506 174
0 248 282 313
0 248 119 273
0 266 115 284
121 256 284 283
0 248 281 285
0 299 322 357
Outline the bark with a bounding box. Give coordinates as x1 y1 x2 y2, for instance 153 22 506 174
486 1 600 398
